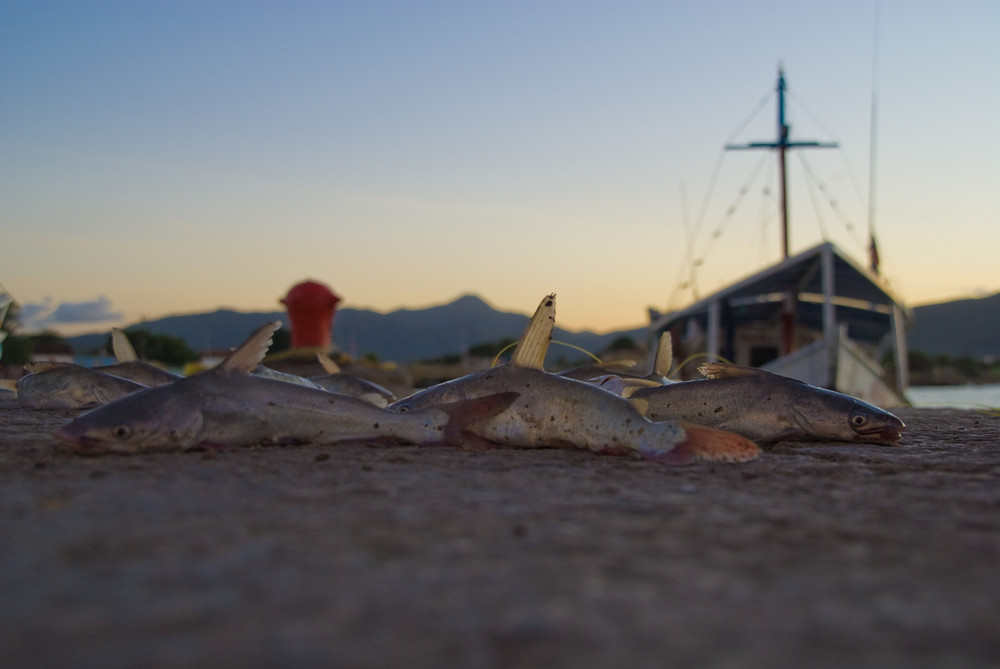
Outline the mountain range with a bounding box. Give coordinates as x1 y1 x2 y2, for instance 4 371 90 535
67 295 647 365
904 292 1000 359
65 292 1000 363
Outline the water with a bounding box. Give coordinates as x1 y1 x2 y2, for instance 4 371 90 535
906 383 1000 410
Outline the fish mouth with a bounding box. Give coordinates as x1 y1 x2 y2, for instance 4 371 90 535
54 427 106 455
855 422 905 445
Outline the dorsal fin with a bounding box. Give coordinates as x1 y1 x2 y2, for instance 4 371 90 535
220 321 282 374
511 293 556 370
652 331 673 378
316 352 341 375
698 362 768 380
111 328 139 362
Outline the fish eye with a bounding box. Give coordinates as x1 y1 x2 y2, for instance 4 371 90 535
397 405 411 413
850 414 868 427
113 425 132 439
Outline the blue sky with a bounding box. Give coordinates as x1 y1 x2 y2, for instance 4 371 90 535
2 1 998 335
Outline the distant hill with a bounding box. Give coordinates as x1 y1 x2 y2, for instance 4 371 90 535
908 293 1000 359
67 295 647 365
65 292 1000 366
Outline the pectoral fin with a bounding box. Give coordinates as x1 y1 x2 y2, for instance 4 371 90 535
646 422 761 465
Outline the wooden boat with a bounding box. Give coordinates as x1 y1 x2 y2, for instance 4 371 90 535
649 68 909 407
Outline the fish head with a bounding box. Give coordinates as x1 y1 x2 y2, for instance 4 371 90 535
790 390 905 445
55 387 205 455
844 400 906 445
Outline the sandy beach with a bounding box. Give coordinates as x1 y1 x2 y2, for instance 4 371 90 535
2 398 998 668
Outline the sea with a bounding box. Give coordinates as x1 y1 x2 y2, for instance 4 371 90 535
906 383 1000 410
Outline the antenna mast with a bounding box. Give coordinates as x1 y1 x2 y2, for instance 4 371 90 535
726 65 838 258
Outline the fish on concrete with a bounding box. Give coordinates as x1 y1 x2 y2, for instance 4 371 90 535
92 328 183 387
16 363 148 410
390 295 760 465
310 354 397 407
251 364 327 389
628 362 906 445
561 331 675 389
55 322 517 455
575 332 679 398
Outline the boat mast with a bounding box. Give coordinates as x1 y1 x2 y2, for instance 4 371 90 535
726 65 838 258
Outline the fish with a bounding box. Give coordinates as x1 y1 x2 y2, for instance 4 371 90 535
92 328 184 386
251 364 327 389
310 355 397 407
389 295 760 465
561 331 675 388
575 332 678 398
16 363 148 409
628 362 906 445
55 322 517 455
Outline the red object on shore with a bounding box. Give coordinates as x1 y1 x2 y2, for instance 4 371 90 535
280 280 341 348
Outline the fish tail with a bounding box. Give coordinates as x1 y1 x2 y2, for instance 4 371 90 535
424 391 520 448
646 422 761 465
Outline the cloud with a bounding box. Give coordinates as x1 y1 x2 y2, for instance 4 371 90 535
47 296 123 323
17 299 53 326
20 296 124 331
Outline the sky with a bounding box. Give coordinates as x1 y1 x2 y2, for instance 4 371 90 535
2 0 998 337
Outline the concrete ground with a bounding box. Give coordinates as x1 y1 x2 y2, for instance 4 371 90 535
1 398 998 668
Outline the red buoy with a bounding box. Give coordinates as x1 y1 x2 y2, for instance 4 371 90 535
280 280 341 348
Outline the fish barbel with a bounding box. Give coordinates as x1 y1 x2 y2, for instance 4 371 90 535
55 322 516 454
628 362 905 445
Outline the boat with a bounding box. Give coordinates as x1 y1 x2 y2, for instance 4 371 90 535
649 67 909 407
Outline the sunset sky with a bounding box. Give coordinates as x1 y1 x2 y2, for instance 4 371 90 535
2 1 998 336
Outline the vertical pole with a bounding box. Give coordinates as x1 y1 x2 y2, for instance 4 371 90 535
707 300 721 362
725 67 836 260
821 244 837 384
777 67 790 259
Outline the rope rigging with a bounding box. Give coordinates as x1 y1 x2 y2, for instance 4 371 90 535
668 68 874 314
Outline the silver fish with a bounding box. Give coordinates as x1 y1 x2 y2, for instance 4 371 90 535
94 361 181 387
310 374 396 407
628 362 906 445
55 322 516 455
94 327 183 386
251 364 326 389
388 296 757 464
390 364 759 464
17 364 148 409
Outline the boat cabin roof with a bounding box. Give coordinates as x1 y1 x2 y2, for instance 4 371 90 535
651 242 908 346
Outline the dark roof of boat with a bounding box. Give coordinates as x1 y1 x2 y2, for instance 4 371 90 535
651 242 908 345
